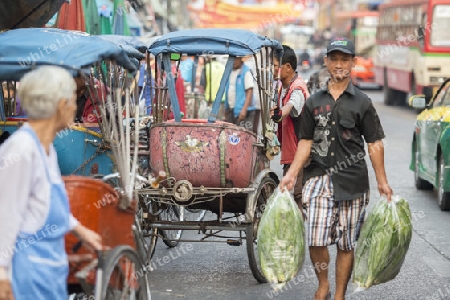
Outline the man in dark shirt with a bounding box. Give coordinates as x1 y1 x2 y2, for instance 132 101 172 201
280 37 393 300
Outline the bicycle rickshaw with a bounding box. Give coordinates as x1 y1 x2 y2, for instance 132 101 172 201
0 28 151 299
134 28 283 283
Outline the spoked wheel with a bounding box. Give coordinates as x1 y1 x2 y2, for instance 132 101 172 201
246 176 277 283
134 216 157 266
159 204 184 248
100 246 151 300
135 197 158 265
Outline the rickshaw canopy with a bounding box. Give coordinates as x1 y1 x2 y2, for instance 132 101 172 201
148 28 283 57
98 35 146 68
148 28 283 123
98 34 148 54
0 28 137 81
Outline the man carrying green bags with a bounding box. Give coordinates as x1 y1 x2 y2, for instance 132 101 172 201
279 37 393 300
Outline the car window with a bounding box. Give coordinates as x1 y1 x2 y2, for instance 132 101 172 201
433 82 450 107
442 88 450 106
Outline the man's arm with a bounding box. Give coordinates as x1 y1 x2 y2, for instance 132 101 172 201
272 89 305 122
280 102 294 118
279 139 313 191
362 100 392 200
239 88 254 121
368 140 393 200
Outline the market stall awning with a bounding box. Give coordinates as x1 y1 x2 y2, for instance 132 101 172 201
83 0 100 35
112 0 130 35
56 0 86 31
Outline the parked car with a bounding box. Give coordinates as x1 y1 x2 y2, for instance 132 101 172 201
409 78 450 211
351 56 380 89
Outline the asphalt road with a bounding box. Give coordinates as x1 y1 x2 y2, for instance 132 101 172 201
147 89 450 300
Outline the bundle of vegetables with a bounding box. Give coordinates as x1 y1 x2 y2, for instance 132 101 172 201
257 188 306 291
352 195 412 291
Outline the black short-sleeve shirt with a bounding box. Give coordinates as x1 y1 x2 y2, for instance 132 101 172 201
299 81 385 200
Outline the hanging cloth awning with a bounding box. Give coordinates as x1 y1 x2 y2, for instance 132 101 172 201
56 0 86 31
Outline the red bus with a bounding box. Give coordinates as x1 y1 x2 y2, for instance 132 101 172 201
374 0 450 105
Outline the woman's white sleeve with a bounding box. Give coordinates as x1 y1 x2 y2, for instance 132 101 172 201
69 214 80 230
0 145 33 268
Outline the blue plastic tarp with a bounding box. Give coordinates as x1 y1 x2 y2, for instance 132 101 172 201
148 28 283 57
0 28 137 81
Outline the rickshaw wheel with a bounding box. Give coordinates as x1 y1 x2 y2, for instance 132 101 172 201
246 176 277 283
134 217 157 266
159 204 183 248
100 245 150 300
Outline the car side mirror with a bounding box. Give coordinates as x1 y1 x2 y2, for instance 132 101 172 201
409 94 427 109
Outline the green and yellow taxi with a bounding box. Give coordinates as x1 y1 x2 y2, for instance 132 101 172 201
410 79 450 211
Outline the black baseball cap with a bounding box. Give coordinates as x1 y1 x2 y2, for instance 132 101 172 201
326 37 355 55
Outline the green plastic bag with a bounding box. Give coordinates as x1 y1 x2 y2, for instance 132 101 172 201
257 188 306 291
352 195 412 291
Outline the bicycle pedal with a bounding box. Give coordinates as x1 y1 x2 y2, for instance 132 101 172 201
226 239 241 246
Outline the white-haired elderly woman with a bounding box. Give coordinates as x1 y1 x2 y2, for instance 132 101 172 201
0 66 102 300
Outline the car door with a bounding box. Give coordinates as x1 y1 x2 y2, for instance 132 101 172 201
433 87 450 174
422 83 450 176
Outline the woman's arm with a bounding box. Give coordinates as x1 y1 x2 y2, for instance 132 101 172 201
0 277 13 300
71 224 103 251
0 142 32 269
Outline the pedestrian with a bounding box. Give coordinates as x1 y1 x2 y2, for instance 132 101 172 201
167 63 187 119
0 66 103 300
225 57 255 132
138 59 155 116
200 57 225 120
270 45 310 208
279 37 393 300
299 49 311 66
179 55 195 85
73 75 107 124
244 56 262 134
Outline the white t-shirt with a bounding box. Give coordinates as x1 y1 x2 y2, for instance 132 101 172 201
244 60 261 110
280 88 305 118
227 68 254 109
0 124 78 268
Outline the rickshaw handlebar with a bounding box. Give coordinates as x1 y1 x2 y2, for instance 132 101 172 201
101 172 120 182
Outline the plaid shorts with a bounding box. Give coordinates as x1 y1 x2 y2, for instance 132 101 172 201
302 174 369 251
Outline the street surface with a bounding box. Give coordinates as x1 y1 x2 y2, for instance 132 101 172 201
148 89 450 300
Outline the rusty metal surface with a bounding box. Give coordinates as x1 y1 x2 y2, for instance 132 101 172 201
149 121 257 188
63 176 135 284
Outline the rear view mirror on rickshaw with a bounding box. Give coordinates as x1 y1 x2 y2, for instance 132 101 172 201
409 94 426 109
170 53 181 61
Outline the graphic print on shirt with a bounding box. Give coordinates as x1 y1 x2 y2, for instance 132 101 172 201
311 110 332 157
